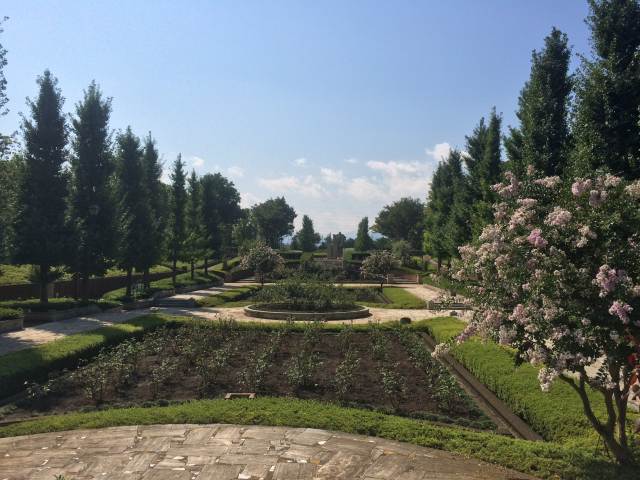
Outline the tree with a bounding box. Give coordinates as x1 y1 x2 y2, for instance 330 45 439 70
0 16 11 158
12 70 68 303
240 242 285 285
184 170 205 279
354 217 374 251
391 240 411 266
169 154 187 284
0 154 21 262
232 209 258 255
68 82 116 301
115 127 153 297
200 173 241 270
252 197 296 248
360 250 399 290
448 169 640 464
572 0 640 180
508 28 572 176
372 197 424 250
295 215 320 251
141 133 166 286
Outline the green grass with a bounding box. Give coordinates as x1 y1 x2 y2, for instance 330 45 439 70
102 270 222 303
196 286 261 308
0 315 188 398
357 287 425 309
0 397 634 480
422 317 638 448
422 273 471 296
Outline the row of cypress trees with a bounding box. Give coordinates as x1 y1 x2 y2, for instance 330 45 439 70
424 0 640 268
9 71 241 303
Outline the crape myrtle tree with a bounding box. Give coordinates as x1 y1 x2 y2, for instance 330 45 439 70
169 154 186 285
240 241 285 285
12 70 69 303
141 133 166 287
354 216 374 251
360 250 399 290
504 28 572 177
68 82 116 301
444 167 640 464
295 215 320 251
373 197 424 250
572 0 640 180
115 127 154 297
252 197 296 248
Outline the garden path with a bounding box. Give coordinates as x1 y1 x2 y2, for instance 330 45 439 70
0 424 535 479
0 284 464 356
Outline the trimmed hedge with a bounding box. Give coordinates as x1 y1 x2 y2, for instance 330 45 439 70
422 317 624 447
0 397 634 479
0 315 187 399
0 307 22 320
0 298 121 313
278 250 303 260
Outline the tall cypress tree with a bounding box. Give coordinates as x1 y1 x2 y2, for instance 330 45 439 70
141 133 165 285
443 150 472 260
12 70 68 303
572 0 640 179
68 82 116 301
508 28 572 176
184 170 204 279
115 127 153 297
169 154 186 284
296 215 320 251
424 161 450 270
354 217 374 251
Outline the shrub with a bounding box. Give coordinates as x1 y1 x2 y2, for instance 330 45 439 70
0 307 22 320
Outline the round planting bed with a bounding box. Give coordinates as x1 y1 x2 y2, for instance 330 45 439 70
244 303 370 321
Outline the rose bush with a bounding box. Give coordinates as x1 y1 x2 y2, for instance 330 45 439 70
239 242 285 285
442 167 640 463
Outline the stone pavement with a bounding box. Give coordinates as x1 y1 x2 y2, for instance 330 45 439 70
0 285 462 356
0 424 535 480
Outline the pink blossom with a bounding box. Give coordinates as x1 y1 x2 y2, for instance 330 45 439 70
534 176 561 189
625 180 640 200
509 304 527 324
608 301 633 324
498 326 516 345
632 285 640 297
527 228 548 249
538 367 558 392
571 178 592 196
593 265 628 297
431 343 451 358
545 207 572 227
588 190 607 207
526 165 536 176
601 174 622 188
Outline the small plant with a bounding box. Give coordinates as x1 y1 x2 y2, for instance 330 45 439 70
334 348 360 398
195 344 233 394
337 323 355 352
239 331 281 391
285 351 322 390
369 325 389 361
380 363 406 409
150 357 181 399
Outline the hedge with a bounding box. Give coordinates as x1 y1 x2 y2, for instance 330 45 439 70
0 307 22 320
0 315 187 399
0 297 121 313
196 286 260 308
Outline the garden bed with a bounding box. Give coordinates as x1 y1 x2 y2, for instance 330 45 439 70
2 320 493 431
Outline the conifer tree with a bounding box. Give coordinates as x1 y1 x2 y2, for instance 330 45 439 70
68 82 116 301
572 0 640 179
295 215 320 251
12 70 68 303
169 154 186 284
507 28 572 176
354 217 374 251
184 170 204 279
115 127 153 297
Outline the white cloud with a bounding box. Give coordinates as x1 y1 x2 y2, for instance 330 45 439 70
344 177 387 201
293 157 307 166
425 142 452 162
259 175 327 198
366 160 424 176
345 158 358 164
189 155 205 168
227 166 245 178
240 192 261 209
320 167 344 185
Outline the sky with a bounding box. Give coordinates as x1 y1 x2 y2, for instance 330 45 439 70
0 1 591 237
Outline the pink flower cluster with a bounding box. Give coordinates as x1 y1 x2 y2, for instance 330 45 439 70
534 176 561 189
571 178 592 196
593 265 628 297
538 367 558 392
608 301 633 324
527 228 548 249
626 180 640 200
545 207 572 227
588 190 607 207
576 225 597 248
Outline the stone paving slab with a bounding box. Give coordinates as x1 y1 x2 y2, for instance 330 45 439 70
0 424 536 479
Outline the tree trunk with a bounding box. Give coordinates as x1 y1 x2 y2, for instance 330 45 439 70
125 267 133 298
437 257 442 272
172 257 177 286
39 264 49 304
190 260 195 280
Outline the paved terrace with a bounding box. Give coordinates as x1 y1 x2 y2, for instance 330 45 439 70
0 424 534 480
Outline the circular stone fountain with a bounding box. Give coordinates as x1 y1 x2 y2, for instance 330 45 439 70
243 303 370 321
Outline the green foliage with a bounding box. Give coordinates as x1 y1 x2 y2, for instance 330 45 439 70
0 315 182 399
372 197 424 250
333 348 360 398
68 82 117 296
195 285 259 308
0 154 21 263
360 250 398 287
0 306 20 320
255 276 356 311
0 297 119 313
294 215 320 251
200 172 242 260
391 239 412 265
252 197 296 248
239 242 285 284
169 154 187 273
12 70 69 302
354 217 374 251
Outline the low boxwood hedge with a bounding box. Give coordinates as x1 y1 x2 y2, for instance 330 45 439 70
0 297 121 313
0 307 22 320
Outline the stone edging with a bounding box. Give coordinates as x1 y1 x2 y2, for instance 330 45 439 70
243 303 370 321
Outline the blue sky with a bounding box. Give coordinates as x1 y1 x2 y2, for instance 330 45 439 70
0 1 590 236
